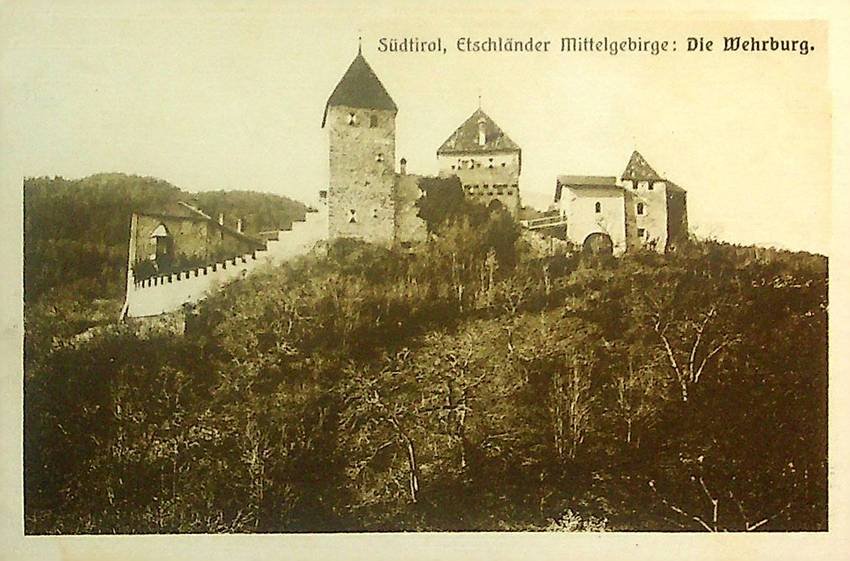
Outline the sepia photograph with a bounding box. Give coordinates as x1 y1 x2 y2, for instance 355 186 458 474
2 0 849 559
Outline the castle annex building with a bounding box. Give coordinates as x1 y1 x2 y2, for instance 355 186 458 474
552 151 688 255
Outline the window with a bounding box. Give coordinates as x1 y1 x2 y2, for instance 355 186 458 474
648 182 654 190
451 165 455 170
638 228 646 238
632 182 638 190
347 112 357 126
637 202 645 215
369 114 378 128
595 201 602 213
507 190 513 196
349 209 357 223
372 208 379 219
488 158 494 169
501 162 506 167
376 153 384 162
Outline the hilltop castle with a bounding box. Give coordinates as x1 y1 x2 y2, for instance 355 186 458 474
122 47 688 319
322 47 687 254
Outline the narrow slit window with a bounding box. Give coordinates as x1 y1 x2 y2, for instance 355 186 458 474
349 209 357 223
595 202 602 213
637 202 645 215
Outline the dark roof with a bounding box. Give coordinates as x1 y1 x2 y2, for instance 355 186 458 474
437 108 520 154
322 49 397 127
554 175 620 202
666 180 687 194
621 151 662 181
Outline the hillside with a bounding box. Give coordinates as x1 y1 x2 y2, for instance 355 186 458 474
23 202 828 533
24 173 307 302
23 174 307 355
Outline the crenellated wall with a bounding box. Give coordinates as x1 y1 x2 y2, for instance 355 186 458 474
122 205 328 318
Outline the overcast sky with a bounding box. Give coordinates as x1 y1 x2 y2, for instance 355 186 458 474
1 1 831 253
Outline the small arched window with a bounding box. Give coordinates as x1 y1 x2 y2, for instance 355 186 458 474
369 114 378 128
595 201 602 213
637 202 645 215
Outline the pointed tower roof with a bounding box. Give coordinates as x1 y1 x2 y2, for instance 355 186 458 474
322 50 397 127
437 108 520 154
621 151 662 181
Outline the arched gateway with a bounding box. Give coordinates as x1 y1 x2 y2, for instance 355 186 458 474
582 232 614 256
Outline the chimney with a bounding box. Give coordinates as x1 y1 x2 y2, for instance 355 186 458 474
400 157 407 175
236 218 243 233
218 213 224 225
477 117 486 147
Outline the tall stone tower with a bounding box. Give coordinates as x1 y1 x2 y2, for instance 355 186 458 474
322 47 398 246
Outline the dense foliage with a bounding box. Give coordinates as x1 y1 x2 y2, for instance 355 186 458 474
24 173 306 302
24 188 828 532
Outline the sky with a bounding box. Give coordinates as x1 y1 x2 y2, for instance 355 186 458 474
0 1 832 253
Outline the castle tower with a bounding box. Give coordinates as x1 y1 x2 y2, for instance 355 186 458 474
322 47 398 246
619 150 688 253
436 108 522 216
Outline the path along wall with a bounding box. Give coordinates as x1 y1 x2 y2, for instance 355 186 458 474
122 206 328 318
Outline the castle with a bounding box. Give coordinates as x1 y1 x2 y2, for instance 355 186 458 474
121 46 687 319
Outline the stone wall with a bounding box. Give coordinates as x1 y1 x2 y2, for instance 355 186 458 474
394 173 428 245
666 187 689 251
327 104 396 246
132 213 260 266
559 186 628 256
123 207 328 318
437 151 521 215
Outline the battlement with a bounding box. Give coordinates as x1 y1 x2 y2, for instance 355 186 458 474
122 205 328 318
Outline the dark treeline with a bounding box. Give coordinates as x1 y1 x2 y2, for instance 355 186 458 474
24 173 306 303
23 184 827 533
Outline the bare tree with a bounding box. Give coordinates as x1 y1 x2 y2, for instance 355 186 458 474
651 303 740 402
551 354 594 461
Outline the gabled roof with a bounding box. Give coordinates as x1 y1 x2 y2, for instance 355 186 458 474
621 151 662 181
322 49 397 127
437 108 520 154
554 175 620 202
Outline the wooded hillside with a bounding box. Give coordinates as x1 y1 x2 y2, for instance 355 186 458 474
23 190 828 533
